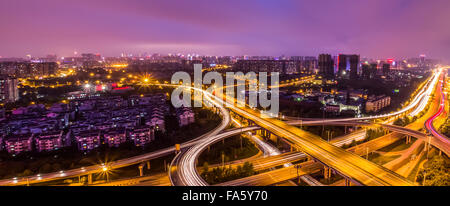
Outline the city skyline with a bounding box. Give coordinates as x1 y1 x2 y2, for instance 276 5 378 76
0 0 448 189
1 0 450 61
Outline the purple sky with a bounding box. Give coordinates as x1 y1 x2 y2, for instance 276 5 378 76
1 0 450 60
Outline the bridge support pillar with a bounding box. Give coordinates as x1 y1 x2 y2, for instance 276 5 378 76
323 167 331 179
405 135 412 144
345 178 351 186
273 134 279 146
87 174 92 185
164 160 167 171
139 164 144 177
147 161 151 170
175 144 180 154
264 131 269 140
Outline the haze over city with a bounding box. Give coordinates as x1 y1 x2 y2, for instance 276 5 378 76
1 0 450 61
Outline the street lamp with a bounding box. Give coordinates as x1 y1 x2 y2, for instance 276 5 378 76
295 164 302 184
101 165 109 182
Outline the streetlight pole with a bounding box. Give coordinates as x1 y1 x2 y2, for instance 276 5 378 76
322 110 325 135
427 135 431 160
422 171 427 186
327 130 330 142
240 135 243 150
221 152 225 167
366 147 369 160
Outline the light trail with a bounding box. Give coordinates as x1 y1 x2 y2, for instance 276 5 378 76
425 73 449 144
7 68 441 186
408 69 442 117
171 70 445 186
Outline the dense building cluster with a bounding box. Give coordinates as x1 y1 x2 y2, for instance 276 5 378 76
365 95 392 113
0 75 19 103
0 93 195 155
0 62 58 78
317 53 437 81
232 57 317 75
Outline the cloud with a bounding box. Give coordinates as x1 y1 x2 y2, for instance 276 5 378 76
0 0 449 61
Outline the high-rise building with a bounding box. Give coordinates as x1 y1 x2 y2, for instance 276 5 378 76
233 60 300 75
370 63 378 76
361 64 371 80
349 55 359 80
337 54 360 79
0 75 19 103
382 63 390 76
337 55 347 77
318 54 334 79
419 54 426 66
361 63 377 79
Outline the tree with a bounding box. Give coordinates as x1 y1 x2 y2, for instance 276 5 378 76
417 156 450 186
21 169 33 177
51 163 62 172
39 163 52 173
202 162 209 173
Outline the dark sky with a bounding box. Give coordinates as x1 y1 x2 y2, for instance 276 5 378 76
1 0 450 60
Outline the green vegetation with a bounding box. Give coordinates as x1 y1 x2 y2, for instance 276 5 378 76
341 128 386 149
279 99 324 118
4 85 80 109
367 153 401 165
393 95 433 127
393 116 416 127
0 108 220 180
338 72 431 113
201 162 256 185
439 118 450 137
365 128 387 141
378 138 417 152
300 125 347 141
416 155 450 186
163 108 222 145
198 135 259 166
407 151 428 181
309 171 343 185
